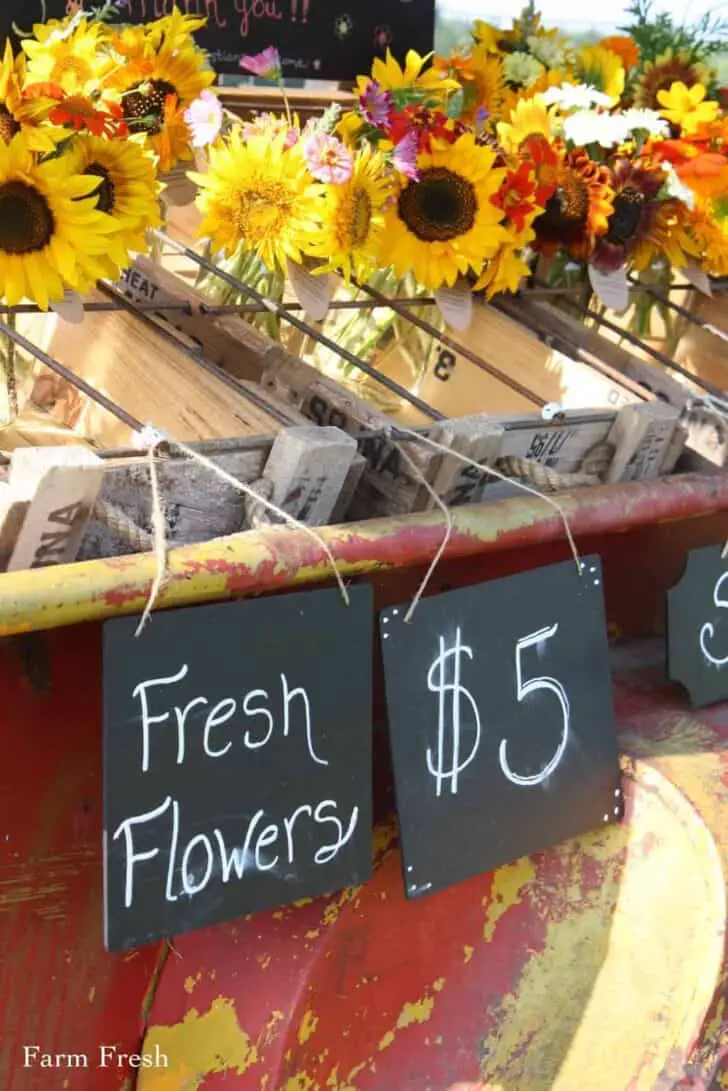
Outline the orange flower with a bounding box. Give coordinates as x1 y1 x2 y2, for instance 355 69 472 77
49 95 127 138
651 137 728 199
600 36 640 72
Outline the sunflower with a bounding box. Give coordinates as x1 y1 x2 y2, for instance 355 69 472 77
367 49 457 96
533 148 614 260
573 46 625 104
450 45 505 123
591 157 667 273
381 133 507 291
474 221 537 298
308 145 391 281
22 17 111 94
107 33 214 166
635 50 710 110
632 198 698 272
0 133 119 309
190 130 325 272
66 134 162 276
0 41 61 151
497 94 553 153
689 203 728 276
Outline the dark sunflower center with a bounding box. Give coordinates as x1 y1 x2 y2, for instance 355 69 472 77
398 167 478 243
123 79 176 134
85 162 116 214
606 189 645 245
0 181 55 255
0 105 19 146
540 176 589 232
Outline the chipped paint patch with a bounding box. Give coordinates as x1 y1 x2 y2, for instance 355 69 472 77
483 857 536 942
183 973 202 995
87 986 96 1005
479 763 725 1090
322 885 362 928
282 1075 316 1091
298 1010 319 1045
397 997 435 1029
378 1031 395 1052
463 945 474 964
138 997 258 1090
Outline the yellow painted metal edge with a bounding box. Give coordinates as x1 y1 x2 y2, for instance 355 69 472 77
0 474 726 636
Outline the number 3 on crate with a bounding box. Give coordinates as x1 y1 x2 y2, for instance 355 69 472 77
380 558 621 900
668 544 728 708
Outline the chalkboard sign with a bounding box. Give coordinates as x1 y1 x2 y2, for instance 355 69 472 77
103 586 373 952
4 1 436 82
380 558 621 900
667 544 728 708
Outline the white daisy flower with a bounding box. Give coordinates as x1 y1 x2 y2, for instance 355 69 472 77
563 110 630 148
620 109 670 137
541 83 613 110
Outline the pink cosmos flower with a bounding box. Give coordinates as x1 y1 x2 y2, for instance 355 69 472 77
359 80 392 127
240 46 282 82
184 90 223 148
303 131 353 184
393 131 420 181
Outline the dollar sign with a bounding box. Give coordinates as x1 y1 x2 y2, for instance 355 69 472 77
426 628 482 797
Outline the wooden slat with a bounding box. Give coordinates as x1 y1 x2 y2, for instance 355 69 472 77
17 289 286 449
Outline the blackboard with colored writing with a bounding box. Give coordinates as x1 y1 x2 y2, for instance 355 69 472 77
4 1 436 82
379 558 622 901
668 544 728 708
103 585 373 952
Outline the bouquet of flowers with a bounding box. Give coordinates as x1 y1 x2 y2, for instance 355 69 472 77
0 5 213 312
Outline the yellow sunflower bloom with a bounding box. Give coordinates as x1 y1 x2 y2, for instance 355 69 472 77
66 134 162 278
381 133 508 291
497 95 554 153
0 133 120 309
688 202 728 276
474 226 536 299
23 16 112 94
366 49 459 96
0 41 63 152
632 199 698 272
190 131 325 272
573 45 625 105
657 81 720 136
635 50 711 110
307 145 392 282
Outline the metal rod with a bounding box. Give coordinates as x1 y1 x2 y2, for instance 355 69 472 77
0 296 438 317
627 274 726 337
155 231 444 422
353 279 546 408
0 319 145 433
530 277 726 400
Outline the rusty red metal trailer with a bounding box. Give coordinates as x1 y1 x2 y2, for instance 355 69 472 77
1 473 728 1090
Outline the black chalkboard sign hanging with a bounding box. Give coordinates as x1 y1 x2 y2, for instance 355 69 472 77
3 1 437 83
667 544 728 708
103 585 373 952
380 558 622 901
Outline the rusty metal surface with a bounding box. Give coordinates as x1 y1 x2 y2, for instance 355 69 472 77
133 659 728 1091
0 626 162 1091
0 474 726 638
1 479 728 1087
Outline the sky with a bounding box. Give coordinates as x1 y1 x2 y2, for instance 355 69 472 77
438 0 728 33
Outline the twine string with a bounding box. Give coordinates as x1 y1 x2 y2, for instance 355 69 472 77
133 425 351 632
